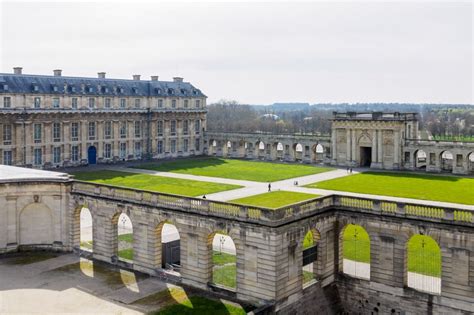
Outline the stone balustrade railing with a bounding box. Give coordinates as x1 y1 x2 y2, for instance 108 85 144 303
71 181 474 227
205 131 331 141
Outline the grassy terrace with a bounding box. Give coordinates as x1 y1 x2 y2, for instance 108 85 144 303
306 171 474 205
230 191 319 209
134 157 332 182
71 170 241 197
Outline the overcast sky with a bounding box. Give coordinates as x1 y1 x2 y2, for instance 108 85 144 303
1 1 472 104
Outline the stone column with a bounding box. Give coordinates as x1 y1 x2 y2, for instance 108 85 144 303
81 120 88 159
331 128 337 164
63 122 70 162
24 123 32 165
44 122 52 163
351 129 356 165
393 130 400 168
346 129 351 165
377 130 383 165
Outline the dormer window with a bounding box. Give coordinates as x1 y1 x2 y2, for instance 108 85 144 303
155 88 161 94
32 84 39 92
52 85 58 92
193 90 198 95
181 89 186 95
3 84 8 91
87 86 94 93
132 87 138 94
168 88 174 95
69 86 76 93
117 87 124 94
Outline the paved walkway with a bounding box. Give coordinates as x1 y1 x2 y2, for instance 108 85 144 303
110 166 474 210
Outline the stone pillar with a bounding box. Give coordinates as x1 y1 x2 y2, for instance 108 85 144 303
377 130 383 165
92 212 116 263
24 123 32 165
81 120 88 160
44 122 52 164
346 129 351 165
393 130 400 169
113 121 119 158
351 129 356 166
331 128 337 164
180 229 211 290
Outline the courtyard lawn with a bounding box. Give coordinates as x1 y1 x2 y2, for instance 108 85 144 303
134 157 333 182
213 251 236 265
213 264 237 289
306 171 474 205
71 170 241 197
230 191 319 209
155 296 245 315
118 248 134 260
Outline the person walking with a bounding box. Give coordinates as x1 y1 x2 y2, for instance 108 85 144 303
350 168 353 174
268 183 271 192
202 195 206 199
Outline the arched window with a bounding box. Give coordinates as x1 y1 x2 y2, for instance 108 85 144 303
114 213 134 262
342 224 370 280
302 229 320 286
277 142 284 151
406 235 441 294
258 141 265 150
440 151 453 171
80 207 93 252
209 232 237 290
295 143 303 152
315 144 324 154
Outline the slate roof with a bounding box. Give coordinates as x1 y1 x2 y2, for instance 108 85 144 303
0 73 206 98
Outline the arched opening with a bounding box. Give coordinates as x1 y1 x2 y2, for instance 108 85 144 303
19 203 53 245
468 152 474 174
406 235 441 294
414 150 427 169
80 207 93 252
157 222 181 274
293 143 303 160
276 142 283 151
257 141 265 150
440 151 453 172
209 232 237 290
302 229 321 286
341 224 370 280
114 213 134 262
212 140 217 147
226 141 232 148
87 146 97 165
312 143 325 162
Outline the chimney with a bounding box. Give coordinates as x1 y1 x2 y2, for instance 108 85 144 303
98 72 106 79
53 69 62 77
13 67 23 75
173 77 183 83
151 75 159 81
133 74 141 81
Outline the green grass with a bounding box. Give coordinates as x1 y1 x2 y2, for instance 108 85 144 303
71 170 241 197
134 157 332 182
118 233 133 243
154 296 245 315
212 251 236 265
303 270 315 284
306 171 474 205
303 231 315 249
212 264 237 289
343 224 370 263
80 241 93 250
230 191 319 209
407 235 441 277
118 248 134 260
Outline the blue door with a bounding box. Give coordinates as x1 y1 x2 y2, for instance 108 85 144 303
87 146 97 165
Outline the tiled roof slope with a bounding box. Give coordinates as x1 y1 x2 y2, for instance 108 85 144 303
0 73 206 98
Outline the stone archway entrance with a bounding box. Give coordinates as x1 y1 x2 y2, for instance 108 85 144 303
360 147 372 167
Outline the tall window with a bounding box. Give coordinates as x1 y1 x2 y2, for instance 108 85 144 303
170 120 176 134
3 97 11 108
134 99 141 108
183 120 189 134
71 97 78 109
157 140 163 154
34 97 41 108
195 99 200 108
195 138 200 151
71 145 79 162
120 143 127 158
120 98 126 108
52 97 60 108
104 121 112 139
171 139 176 153
134 121 141 138
53 123 61 142
88 122 96 140
34 148 42 165
171 99 176 108
53 147 61 164
195 119 200 133
120 122 127 138
104 143 112 159
88 98 95 109
184 99 188 108
134 142 141 157
34 124 42 143
183 139 188 152
157 99 163 108
3 124 12 145
105 98 112 109
71 122 79 141
157 121 163 136
3 151 12 165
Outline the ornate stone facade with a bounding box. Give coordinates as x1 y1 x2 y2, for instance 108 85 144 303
0 68 206 168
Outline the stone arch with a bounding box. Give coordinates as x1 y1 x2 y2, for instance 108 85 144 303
19 203 53 245
405 234 441 294
357 132 372 146
112 211 134 262
413 149 427 169
226 141 232 148
467 152 474 174
155 220 181 272
79 207 93 251
312 143 325 162
340 223 371 280
276 142 284 151
440 150 453 172
257 140 265 150
302 227 321 286
293 143 303 160
208 230 237 290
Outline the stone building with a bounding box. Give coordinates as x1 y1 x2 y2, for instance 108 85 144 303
330 112 419 169
0 68 206 167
